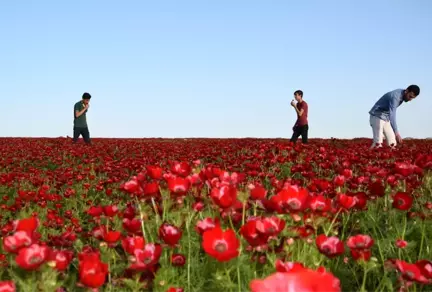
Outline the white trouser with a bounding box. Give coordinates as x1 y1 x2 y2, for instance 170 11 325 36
369 114 396 148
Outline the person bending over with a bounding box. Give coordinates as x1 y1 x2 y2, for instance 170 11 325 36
368 85 420 148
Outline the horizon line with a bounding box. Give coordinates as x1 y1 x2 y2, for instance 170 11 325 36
1 136 430 140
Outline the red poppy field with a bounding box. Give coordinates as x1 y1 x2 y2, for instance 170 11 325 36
0 137 431 292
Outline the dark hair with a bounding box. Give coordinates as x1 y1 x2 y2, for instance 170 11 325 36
406 85 420 96
294 90 303 97
82 92 92 100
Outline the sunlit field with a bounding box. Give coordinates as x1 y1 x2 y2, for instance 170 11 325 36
0 137 431 292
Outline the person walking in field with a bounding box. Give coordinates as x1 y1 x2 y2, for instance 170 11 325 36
73 92 92 144
369 85 420 148
290 90 309 144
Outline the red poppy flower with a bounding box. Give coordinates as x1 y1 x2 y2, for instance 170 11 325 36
170 161 192 177
122 236 146 255
159 223 182 247
394 162 416 177
122 205 137 220
368 180 385 197
91 225 107 240
392 192 413 211
240 219 269 247
103 230 122 245
13 216 39 234
416 260 432 279
255 216 285 237
171 253 186 267
341 169 352 178
167 176 191 195
346 235 374 250
103 205 119 217
3 231 33 254
354 192 368 210
202 225 240 262
143 181 160 196
333 175 345 187
292 225 315 238
78 252 109 288
315 234 345 258
0 281 15 292
47 249 74 271
337 194 358 210
15 244 49 271
166 288 184 292
195 217 218 235
249 184 267 200
394 260 429 284
123 178 141 194
210 185 238 209
146 165 163 180
220 171 243 186
87 206 103 217
129 243 162 271
78 246 100 261
188 173 203 186
270 185 310 213
308 194 331 212
349 249 371 261
275 259 305 273
192 201 205 212
395 239 408 249
250 270 341 292
122 218 142 234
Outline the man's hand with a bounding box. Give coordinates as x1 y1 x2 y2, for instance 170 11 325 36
396 133 403 144
290 100 296 107
84 103 90 110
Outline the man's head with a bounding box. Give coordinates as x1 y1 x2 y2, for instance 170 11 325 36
82 92 91 105
403 85 420 102
294 90 303 102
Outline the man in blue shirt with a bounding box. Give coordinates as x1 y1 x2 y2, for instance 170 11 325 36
369 85 420 148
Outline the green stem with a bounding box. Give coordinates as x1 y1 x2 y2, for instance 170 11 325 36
418 221 425 259
315 254 326 268
237 258 242 292
228 215 242 292
340 212 351 239
368 216 390 287
360 267 369 292
186 215 192 292
108 262 112 291
242 202 246 226
348 265 361 288
401 214 407 241
398 214 407 260
135 198 148 242
325 208 342 236
151 197 161 226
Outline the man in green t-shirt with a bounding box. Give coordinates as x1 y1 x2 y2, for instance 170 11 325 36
73 92 92 144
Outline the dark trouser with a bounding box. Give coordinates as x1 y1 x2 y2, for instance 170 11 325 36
290 124 309 143
73 127 91 144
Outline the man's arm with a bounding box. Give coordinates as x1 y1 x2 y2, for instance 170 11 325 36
293 105 304 117
388 94 399 135
75 104 87 118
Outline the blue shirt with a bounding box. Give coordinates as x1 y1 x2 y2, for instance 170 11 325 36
369 89 404 134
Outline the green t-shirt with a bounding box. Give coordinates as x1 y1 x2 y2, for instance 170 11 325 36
74 101 88 128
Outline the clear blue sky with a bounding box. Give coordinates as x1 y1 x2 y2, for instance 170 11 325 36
1 0 431 138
